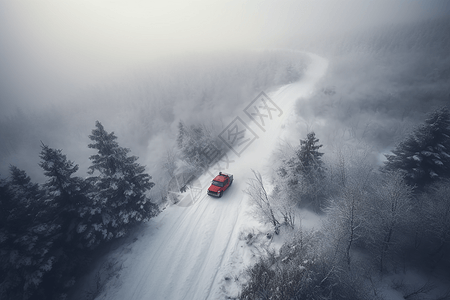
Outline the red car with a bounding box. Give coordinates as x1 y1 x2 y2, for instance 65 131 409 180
207 172 233 198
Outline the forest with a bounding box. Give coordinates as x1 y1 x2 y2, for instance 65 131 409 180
241 107 450 299
1 15 450 300
0 121 158 299
237 17 450 299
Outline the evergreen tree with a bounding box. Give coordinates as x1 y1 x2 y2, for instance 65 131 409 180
39 143 82 200
38 144 87 238
85 121 157 247
8 166 42 203
177 122 216 170
297 132 325 181
384 107 450 188
0 176 12 299
277 132 325 210
0 176 11 229
0 167 59 300
38 144 90 296
177 121 186 150
3 166 43 237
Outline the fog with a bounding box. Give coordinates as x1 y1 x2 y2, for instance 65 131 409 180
1 0 449 186
2 0 447 103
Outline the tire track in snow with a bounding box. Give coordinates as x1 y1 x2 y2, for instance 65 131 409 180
203 190 245 300
128 192 212 299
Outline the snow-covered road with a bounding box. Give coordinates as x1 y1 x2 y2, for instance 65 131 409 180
96 53 328 300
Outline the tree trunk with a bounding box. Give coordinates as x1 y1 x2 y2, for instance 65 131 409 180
346 202 355 268
380 226 393 272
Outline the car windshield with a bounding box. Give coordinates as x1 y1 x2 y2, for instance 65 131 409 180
211 180 224 187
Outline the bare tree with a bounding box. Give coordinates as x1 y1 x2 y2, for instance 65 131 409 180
324 187 369 268
271 182 296 229
367 171 413 272
326 142 374 195
245 170 280 233
422 179 450 258
162 147 177 177
323 143 375 268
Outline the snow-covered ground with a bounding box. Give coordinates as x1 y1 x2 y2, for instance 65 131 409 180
93 53 328 300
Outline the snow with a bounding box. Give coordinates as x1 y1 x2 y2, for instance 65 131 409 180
93 53 328 300
412 155 422 162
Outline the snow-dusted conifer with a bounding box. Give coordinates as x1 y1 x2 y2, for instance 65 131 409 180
0 177 11 228
0 167 59 300
39 143 82 199
38 143 88 250
384 107 450 188
276 132 326 210
8 166 41 203
177 121 186 150
176 121 218 170
85 121 157 247
297 132 325 181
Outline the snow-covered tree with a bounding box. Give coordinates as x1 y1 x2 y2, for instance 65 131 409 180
37 143 93 295
0 177 13 299
162 147 177 177
39 143 83 199
241 228 369 300
2 166 44 238
276 132 326 210
39 144 88 241
323 145 375 268
297 132 325 181
85 121 157 247
384 107 450 188
176 121 219 171
270 182 296 229
8 166 42 205
245 170 281 233
0 167 59 300
0 177 11 228
325 186 370 268
366 172 413 272
420 179 450 258
177 121 186 150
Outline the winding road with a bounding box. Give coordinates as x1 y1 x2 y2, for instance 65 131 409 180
95 53 328 300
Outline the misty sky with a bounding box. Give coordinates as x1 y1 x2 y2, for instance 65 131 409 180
1 0 449 115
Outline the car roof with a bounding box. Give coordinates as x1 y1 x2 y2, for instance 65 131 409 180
213 175 227 182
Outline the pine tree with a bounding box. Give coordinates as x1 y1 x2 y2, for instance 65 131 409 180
38 144 90 296
277 132 326 210
38 143 88 238
0 176 13 298
39 143 82 200
39 143 87 241
0 176 11 229
0 167 59 300
384 107 450 188
297 132 325 181
177 121 186 150
85 121 157 247
177 122 215 170
5 166 42 232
